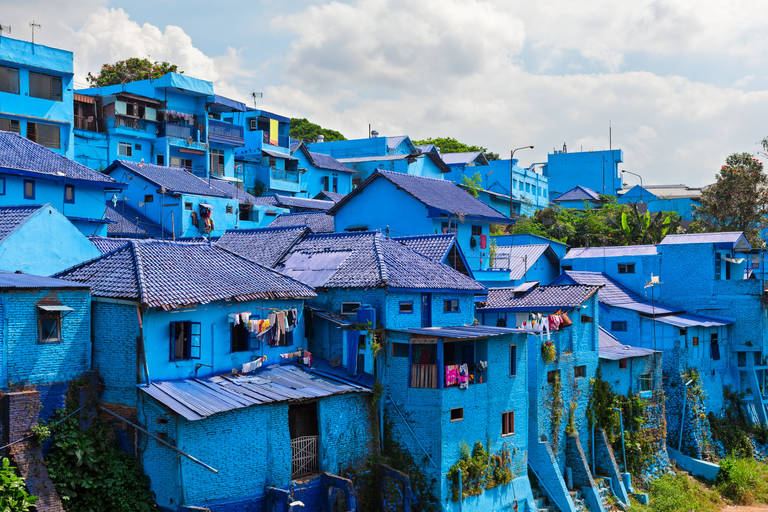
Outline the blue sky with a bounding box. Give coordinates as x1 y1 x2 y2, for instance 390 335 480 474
5 0 768 186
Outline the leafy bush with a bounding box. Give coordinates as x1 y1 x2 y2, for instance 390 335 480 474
716 456 768 505
647 473 721 512
0 457 37 511
446 441 512 501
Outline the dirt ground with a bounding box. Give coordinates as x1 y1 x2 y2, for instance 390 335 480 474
723 506 768 511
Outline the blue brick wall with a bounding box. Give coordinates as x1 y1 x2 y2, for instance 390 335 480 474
0 289 91 388
317 393 375 473
92 300 140 406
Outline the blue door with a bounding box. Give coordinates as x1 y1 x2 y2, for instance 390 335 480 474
421 293 432 327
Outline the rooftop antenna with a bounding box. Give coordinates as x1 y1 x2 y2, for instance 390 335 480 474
251 91 263 107
29 20 41 44
0 24 11 38
644 274 663 351
609 120 612 150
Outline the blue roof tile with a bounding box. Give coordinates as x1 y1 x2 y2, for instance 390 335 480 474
56 240 315 310
492 244 556 279
105 160 230 198
268 212 335 233
0 204 41 242
0 131 116 185
552 186 601 202
88 236 134 254
314 191 345 202
328 170 510 223
209 179 260 205
307 150 356 174
480 284 600 311
277 231 484 291
216 226 308 267
394 234 455 262
0 270 89 290
273 194 334 211
105 200 168 238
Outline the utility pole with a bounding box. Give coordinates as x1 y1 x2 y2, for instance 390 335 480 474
510 145 534 219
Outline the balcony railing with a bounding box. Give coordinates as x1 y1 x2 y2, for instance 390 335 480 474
271 168 300 183
291 435 318 479
114 115 146 131
160 122 204 141
208 119 244 144
410 364 437 389
74 115 97 131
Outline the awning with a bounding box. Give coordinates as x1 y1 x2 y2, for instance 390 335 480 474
654 313 733 328
309 307 350 327
199 203 213 209
37 304 74 312
262 148 298 161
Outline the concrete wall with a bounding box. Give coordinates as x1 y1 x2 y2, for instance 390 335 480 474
544 149 623 198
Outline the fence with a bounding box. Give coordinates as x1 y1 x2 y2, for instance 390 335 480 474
291 435 318 479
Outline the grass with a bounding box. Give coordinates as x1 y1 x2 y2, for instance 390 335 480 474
629 473 722 512
716 457 768 505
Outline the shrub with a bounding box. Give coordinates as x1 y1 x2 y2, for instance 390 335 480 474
0 457 37 511
716 456 768 505
648 473 721 512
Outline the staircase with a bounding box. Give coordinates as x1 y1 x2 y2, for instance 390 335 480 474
595 477 619 512
532 485 554 512
568 489 588 512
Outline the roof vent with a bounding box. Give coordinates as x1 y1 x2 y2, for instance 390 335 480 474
370 130 379 138
316 134 324 143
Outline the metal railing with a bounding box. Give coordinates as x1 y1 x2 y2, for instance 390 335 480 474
74 115 97 131
208 118 243 142
271 168 300 183
291 435 318 479
161 122 203 141
115 115 144 131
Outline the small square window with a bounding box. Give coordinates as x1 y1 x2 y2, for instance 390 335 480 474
692 337 699 346
574 365 586 378
64 184 75 204
134 143 142 150
170 321 201 361
618 263 636 274
38 310 61 343
450 408 464 422
581 315 594 323
399 302 413 314
226 205 234 214
502 411 514 436
619 358 628 369
23 179 35 199
443 299 459 313
509 344 517 377
391 343 409 357
0 176 5 195
471 225 482 236
341 302 361 315
118 142 132 157
547 370 559 384
611 321 627 331
184 202 193 211
144 194 154 203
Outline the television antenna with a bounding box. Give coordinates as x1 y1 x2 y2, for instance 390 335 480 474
644 274 663 351
0 24 11 38
29 20 41 44
251 91 263 107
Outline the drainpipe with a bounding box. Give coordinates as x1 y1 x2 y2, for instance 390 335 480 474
678 379 694 451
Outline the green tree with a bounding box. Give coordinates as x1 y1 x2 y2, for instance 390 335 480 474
461 171 482 197
0 457 37 511
694 152 768 246
289 118 346 144
87 58 180 87
412 137 499 160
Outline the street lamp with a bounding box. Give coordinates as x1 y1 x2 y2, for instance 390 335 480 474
510 146 534 219
621 169 643 189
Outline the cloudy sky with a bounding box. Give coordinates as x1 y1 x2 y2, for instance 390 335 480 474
5 0 767 186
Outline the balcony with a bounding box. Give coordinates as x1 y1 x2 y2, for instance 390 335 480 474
262 131 289 148
208 119 244 146
74 115 97 131
271 168 300 183
160 122 207 151
114 115 145 131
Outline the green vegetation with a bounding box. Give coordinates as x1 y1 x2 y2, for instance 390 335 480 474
635 473 722 512
0 457 37 511
289 118 346 144
461 171 482 197
87 58 180 87
709 387 768 458
541 341 556 363
412 137 499 160
549 371 564 451
717 456 768 505
446 441 512 501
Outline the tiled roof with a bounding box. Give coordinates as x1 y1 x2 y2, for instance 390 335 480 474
89 236 133 254
0 270 89 290
386 135 411 150
141 364 370 421
274 194 334 211
262 148 297 161
268 212 335 233
56 240 315 310
492 244 554 279
105 200 168 238
660 232 749 247
564 245 658 260
328 170 510 223
308 151 356 173
555 271 683 315
415 143 436 153
480 284 600 311
314 191 345 202
552 186 601 202
599 327 657 360
337 154 409 163
440 152 487 165
209 179 259 205
277 231 485 291
0 131 116 185
216 226 308 267
252 195 279 206
105 161 230 198
394 234 455 262
0 205 41 242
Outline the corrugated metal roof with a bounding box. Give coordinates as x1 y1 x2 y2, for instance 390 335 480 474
552 186 601 202
269 212 335 233
654 312 733 328
440 152 487 165
106 161 230 198
0 205 41 242
491 245 553 278
273 194 334 211
388 324 522 339
0 270 89 290
394 234 456 262
0 131 116 185
140 364 370 421
660 232 749 247
386 135 411 150
564 245 658 260
262 148 298 161
216 226 308 267
480 284 600 312
599 327 657 360
56 240 316 310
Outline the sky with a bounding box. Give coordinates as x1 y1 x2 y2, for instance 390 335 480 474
4 0 768 186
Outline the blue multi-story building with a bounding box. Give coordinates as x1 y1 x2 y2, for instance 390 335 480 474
0 131 121 236
290 141 356 198
543 147 623 199
617 184 703 223
0 36 74 157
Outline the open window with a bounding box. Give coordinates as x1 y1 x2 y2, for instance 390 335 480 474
289 402 319 479
169 321 201 361
410 342 437 388
444 340 487 386
37 304 72 343
231 320 250 353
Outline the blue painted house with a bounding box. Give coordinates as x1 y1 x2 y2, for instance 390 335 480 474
394 233 473 277
0 204 102 275
0 131 120 236
290 140 356 197
480 244 560 288
216 226 309 268
552 186 605 210
617 184 703 223
329 170 511 273
0 36 74 157
543 148 623 199
56 240 376 511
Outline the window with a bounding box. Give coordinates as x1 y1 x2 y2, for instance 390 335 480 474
118 142 132 157
547 369 559 384
471 225 482 236
27 122 60 149
639 373 653 392
170 157 193 170
210 149 225 176
581 315 594 323
711 333 720 361
341 302 361 315
249 118 258 131
714 253 721 280
169 321 201 360
618 263 635 274
561 265 573 271
391 343 409 357
157 154 165 165
450 408 464 422
143 194 154 203
135 143 142 150
64 184 75 204
332 175 338 193
0 177 4 195
611 321 627 331
0 66 19 94
184 202 193 210
619 358 628 369
399 302 413 314
574 365 586 378
441 221 457 234
502 411 514 436
737 352 747 368
225 205 234 214
321 176 330 191
29 71 62 101
0 118 20 134
23 179 35 199
38 310 62 343
509 344 517 376
443 299 459 313
231 320 250 352
692 336 699 346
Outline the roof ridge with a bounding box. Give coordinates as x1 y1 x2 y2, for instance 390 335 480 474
372 233 388 286
211 243 315 294
130 241 149 305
